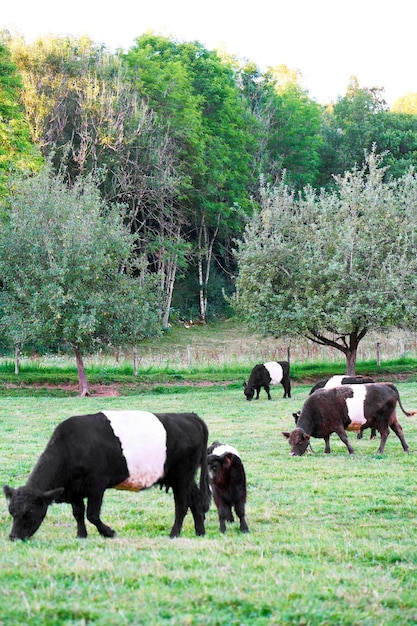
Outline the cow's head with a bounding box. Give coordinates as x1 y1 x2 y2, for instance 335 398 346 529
3 485 64 541
207 453 234 483
281 428 311 456
243 382 254 401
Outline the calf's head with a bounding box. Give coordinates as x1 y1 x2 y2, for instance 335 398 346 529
243 382 254 401
207 453 234 484
281 428 311 456
3 485 64 541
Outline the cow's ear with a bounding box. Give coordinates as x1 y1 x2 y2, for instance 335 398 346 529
281 432 290 439
223 453 233 466
3 485 15 502
42 487 65 504
303 433 311 441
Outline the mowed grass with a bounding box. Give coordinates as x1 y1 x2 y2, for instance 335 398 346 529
1 382 417 625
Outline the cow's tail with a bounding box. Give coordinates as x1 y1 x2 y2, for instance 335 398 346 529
199 420 211 513
387 382 417 417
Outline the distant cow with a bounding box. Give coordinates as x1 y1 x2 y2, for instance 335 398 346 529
3 410 211 541
207 441 249 533
243 361 291 400
309 375 375 395
282 383 414 456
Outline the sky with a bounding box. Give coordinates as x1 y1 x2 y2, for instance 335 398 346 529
2 0 416 107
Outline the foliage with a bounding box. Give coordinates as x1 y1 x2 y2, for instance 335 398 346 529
2 385 417 624
5 33 417 327
0 36 41 199
0 162 160 393
318 78 417 187
233 151 417 373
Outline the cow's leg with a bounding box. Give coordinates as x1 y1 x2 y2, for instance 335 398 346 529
71 498 87 538
389 418 409 452
217 503 234 533
235 499 249 533
376 427 389 453
189 481 206 536
282 381 291 399
170 485 189 538
86 491 116 537
265 384 272 400
324 435 331 454
334 428 355 454
255 386 261 399
357 424 367 440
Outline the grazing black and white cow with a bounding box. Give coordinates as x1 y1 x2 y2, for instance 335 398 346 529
243 361 291 401
282 383 414 456
207 441 249 533
3 410 211 541
309 375 375 395
292 375 377 440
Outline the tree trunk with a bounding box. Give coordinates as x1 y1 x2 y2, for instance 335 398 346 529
306 329 366 376
14 344 20 375
73 345 90 396
196 213 220 323
345 348 358 375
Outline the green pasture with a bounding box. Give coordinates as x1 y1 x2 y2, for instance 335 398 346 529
1 382 417 625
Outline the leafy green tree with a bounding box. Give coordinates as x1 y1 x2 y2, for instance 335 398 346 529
317 77 388 187
11 34 188 327
0 162 160 395
123 35 256 322
0 35 41 199
233 151 417 374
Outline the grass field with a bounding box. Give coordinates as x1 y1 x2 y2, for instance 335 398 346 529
2 381 417 625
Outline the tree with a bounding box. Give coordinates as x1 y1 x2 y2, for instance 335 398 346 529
0 162 160 395
233 151 417 374
0 35 41 199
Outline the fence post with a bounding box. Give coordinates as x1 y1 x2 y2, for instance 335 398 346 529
376 342 380 367
187 345 192 368
287 346 291 365
133 347 138 376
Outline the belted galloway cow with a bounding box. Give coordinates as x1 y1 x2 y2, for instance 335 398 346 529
3 410 211 541
282 383 414 456
293 374 377 440
243 361 291 400
309 375 375 394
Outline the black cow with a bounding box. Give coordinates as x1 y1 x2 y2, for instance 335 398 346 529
243 361 291 400
282 383 414 456
207 441 249 533
3 410 211 541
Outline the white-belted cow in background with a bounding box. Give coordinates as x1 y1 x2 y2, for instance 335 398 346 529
4 410 211 541
243 361 291 400
308 375 375 395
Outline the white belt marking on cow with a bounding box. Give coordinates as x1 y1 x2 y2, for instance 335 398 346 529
210 444 240 458
264 362 283 384
102 410 167 491
324 375 344 388
345 385 367 430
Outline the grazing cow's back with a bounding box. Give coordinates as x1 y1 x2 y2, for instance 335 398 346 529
3 411 211 541
243 361 291 400
282 383 413 456
207 441 249 533
309 375 375 394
